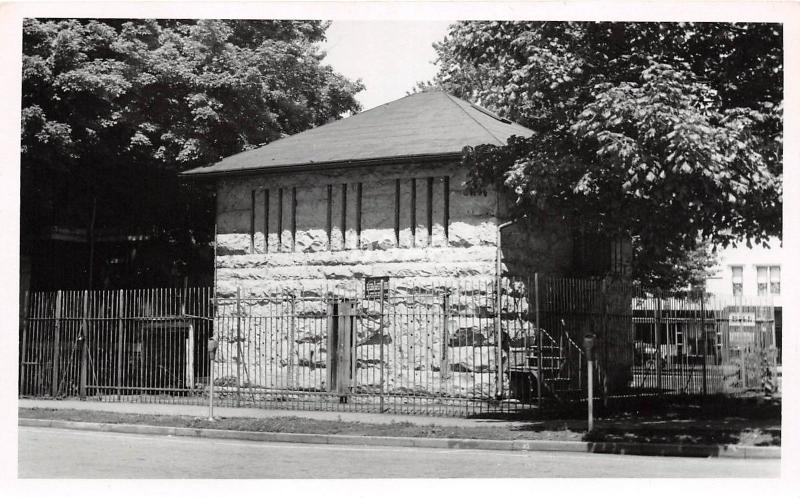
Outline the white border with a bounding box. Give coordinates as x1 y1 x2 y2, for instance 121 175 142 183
1 1 797 495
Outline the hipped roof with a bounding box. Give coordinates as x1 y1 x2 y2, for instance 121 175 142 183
182 90 533 177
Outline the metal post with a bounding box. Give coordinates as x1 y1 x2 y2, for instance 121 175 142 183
701 290 707 396
51 291 62 397
495 234 503 400
235 287 242 407
209 349 215 421
116 291 125 401
290 294 296 389
587 358 594 431
79 290 89 398
211 221 218 419
655 291 662 392
20 291 29 394
535 273 542 408
600 278 608 407
441 291 450 382
379 280 385 413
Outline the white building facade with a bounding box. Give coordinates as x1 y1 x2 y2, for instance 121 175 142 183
705 237 783 307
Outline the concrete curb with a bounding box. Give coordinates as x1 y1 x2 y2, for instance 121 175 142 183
19 418 780 459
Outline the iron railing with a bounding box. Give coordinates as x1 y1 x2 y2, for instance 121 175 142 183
19 277 779 416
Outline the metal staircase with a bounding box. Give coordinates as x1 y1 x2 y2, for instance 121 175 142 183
507 324 585 404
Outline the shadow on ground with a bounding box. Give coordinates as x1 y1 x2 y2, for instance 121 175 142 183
476 395 781 446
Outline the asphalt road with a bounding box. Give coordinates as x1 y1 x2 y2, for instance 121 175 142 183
19 427 779 478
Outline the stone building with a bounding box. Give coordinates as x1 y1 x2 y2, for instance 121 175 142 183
183 91 631 402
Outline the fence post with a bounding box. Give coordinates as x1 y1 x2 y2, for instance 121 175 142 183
495 276 503 399
535 273 542 409
440 291 450 383
19 290 30 394
79 290 89 398
51 291 62 397
701 290 707 396
116 290 125 401
290 294 296 390
235 287 242 407
655 290 662 392
600 278 608 408
587 354 594 431
379 279 385 413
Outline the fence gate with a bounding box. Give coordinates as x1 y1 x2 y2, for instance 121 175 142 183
327 300 356 398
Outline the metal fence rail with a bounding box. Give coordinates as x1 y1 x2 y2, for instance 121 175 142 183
19 277 779 417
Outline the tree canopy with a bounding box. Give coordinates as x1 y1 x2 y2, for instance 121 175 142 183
21 19 363 288
429 22 782 289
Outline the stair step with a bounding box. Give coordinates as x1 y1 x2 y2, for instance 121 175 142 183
512 354 566 359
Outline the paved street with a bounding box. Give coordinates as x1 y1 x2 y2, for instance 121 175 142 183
19 427 779 478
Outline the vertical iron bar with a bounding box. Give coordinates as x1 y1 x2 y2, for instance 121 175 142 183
379 279 385 413
441 291 449 387
600 278 608 407
587 356 594 431
701 291 707 396
535 273 542 409
51 291 62 397
209 310 215 421
290 294 296 389
79 290 89 398
236 287 242 406
118 290 126 401
392 285 397 413
495 275 502 400
655 290 662 392
19 291 30 395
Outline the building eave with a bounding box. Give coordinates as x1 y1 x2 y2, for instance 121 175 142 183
180 152 464 180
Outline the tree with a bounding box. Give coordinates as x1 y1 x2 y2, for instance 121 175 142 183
431 22 782 289
21 19 363 288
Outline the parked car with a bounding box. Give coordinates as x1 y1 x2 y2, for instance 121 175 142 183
634 341 664 369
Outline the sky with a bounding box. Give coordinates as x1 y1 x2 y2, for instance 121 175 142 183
321 20 453 111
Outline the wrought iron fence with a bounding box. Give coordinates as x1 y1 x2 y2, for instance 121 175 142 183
19 288 213 404
630 289 778 397
19 277 779 416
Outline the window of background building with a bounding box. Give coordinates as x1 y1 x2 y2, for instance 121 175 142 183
731 266 743 296
756 265 780 296
757 266 768 296
770 266 781 295
756 266 781 296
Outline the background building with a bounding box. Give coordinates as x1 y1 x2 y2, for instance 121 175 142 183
705 237 783 305
704 236 783 357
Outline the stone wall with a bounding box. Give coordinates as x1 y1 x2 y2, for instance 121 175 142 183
211 281 510 399
215 160 501 298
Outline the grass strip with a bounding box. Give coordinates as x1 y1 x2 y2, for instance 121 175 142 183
19 407 779 446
